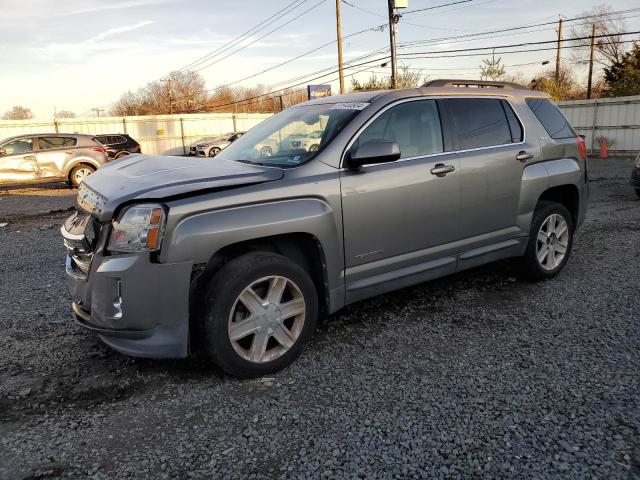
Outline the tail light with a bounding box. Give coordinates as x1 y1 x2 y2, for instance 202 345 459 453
576 136 587 160
92 145 107 154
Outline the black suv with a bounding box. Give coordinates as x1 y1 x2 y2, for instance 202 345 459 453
94 134 141 159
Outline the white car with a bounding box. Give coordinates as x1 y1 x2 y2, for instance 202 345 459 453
195 132 244 157
287 131 322 152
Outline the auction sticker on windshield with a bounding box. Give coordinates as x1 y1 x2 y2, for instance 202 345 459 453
331 102 370 110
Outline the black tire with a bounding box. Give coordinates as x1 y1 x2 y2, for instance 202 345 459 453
309 144 319 152
198 252 318 378
208 147 220 157
519 200 574 280
114 151 130 160
69 164 96 188
635 188 640 199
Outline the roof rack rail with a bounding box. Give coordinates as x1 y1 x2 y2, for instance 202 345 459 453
422 79 529 90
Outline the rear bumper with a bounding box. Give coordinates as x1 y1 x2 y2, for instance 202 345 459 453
64 224 194 359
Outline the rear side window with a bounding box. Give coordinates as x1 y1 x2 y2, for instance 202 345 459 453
526 98 575 139
95 136 108 145
446 98 513 150
38 136 77 150
356 99 444 159
501 100 523 143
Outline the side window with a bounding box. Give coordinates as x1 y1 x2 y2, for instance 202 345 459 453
38 137 77 150
95 136 108 145
3 137 33 155
526 98 575 139
356 100 444 159
501 100 523 143
115 136 127 144
446 98 512 150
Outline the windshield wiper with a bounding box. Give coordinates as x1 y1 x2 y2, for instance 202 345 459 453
235 159 264 166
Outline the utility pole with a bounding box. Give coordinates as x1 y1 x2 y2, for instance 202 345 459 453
335 0 345 94
587 23 596 99
387 0 398 89
167 78 174 115
555 18 563 82
91 107 104 117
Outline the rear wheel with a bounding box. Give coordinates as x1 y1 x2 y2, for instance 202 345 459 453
69 164 96 188
259 146 272 157
199 252 318 377
114 151 130 160
208 147 220 157
520 201 574 280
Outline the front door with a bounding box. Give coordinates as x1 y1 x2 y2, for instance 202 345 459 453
340 99 461 303
35 136 78 180
0 136 38 185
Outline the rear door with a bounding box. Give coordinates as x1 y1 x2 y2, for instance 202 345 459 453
0 136 38 185
35 136 78 180
443 97 538 245
340 98 461 302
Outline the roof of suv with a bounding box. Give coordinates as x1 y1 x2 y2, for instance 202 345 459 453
301 79 549 107
1 133 99 143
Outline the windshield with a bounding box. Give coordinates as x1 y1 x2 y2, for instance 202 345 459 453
215 103 367 167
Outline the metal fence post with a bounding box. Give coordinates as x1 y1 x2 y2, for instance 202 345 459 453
54 119 59 133
180 117 186 156
590 100 598 154
122 117 127 134
232 114 237 133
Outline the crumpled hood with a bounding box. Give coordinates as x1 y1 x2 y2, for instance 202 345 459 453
78 154 283 221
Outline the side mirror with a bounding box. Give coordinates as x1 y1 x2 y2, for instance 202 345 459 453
346 140 401 168
0 147 5 156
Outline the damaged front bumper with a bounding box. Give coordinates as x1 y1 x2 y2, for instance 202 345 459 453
62 212 193 358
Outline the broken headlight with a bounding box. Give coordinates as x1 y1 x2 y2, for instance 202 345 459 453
108 203 166 253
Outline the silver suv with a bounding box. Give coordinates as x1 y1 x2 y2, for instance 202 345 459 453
0 133 108 188
61 80 589 377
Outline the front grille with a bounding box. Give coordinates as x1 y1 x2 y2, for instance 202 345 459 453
62 213 102 275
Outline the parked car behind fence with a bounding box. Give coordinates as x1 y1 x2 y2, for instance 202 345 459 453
0 133 108 188
94 134 141 159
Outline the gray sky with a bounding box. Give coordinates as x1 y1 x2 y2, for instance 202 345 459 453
2 0 639 118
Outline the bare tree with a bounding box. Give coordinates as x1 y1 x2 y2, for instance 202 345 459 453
351 65 424 91
55 110 76 119
569 5 628 68
2 105 34 120
532 66 581 101
110 71 210 116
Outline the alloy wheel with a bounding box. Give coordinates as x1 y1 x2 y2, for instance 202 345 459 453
228 276 306 364
74 168 93 184
536 213 569 271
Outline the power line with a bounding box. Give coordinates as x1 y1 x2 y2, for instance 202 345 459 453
397 30 640 58
191 0 327 74
174 0 311 74
403 0 474 15
185 31 640 110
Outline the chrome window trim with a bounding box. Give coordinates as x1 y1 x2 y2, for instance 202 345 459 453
340 95 527 169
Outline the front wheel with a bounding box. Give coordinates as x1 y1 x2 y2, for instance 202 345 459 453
69 164 96 188
199 252 318 377
519 201 574 280
208 147 220 157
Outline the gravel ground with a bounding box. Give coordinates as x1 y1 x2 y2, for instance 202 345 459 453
0 158 638 479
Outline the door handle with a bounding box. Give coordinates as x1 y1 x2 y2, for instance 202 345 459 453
430 164 455 177
516 151 534 162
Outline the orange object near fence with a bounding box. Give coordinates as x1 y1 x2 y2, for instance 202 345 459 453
598 137 608 159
